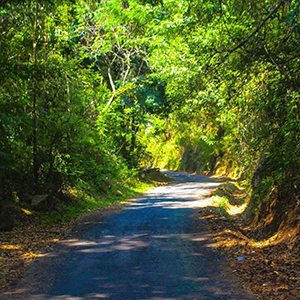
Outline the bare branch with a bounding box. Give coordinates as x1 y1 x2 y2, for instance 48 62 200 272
107 66 116 93
122 53 131 86
215 0 287 67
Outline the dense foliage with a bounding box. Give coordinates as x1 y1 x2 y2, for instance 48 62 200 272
140 0 300 232
1 0 300 232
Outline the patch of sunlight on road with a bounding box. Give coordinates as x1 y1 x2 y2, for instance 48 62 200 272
39 295 109 299
72 234 150 253
128 181 221 211
61 232 213 255
145 182 220 197
152 233 211 242
129 198 220 210
183 276 209 282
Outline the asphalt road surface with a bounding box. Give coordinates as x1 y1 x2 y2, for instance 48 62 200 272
1 172 253 300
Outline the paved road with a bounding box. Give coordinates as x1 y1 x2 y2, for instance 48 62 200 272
1 172 253 300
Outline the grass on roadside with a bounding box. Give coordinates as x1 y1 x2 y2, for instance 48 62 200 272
20 168 175 227
34 179 157 226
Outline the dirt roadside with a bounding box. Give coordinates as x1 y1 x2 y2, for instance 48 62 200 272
0 203 125 291
198 194 300 299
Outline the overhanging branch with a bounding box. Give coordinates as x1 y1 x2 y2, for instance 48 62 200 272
215 0 287 67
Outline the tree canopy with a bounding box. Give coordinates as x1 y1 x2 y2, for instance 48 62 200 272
1 0 300 234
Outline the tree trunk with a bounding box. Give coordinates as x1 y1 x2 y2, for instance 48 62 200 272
32 1 39 191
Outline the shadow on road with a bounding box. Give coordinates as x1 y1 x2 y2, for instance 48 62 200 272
1 172 253 300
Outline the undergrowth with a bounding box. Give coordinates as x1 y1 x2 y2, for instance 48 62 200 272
34 179 156 226
30 169 174 226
